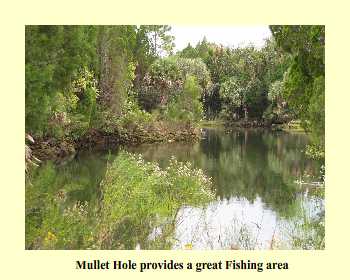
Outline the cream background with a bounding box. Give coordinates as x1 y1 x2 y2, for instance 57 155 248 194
1 0 349 278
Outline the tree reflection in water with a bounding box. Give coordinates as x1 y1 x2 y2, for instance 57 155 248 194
129 128 324 249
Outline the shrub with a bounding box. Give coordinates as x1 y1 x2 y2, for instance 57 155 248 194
26 152 214 249
175 57 211 89
118 96 154 128
97 151 214 249
164 75 203 122
137 56 211 113
25 163 95 249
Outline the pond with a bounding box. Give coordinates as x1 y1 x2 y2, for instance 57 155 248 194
30 127 324 249
128 127 324 249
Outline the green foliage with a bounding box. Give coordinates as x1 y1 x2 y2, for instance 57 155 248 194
26 25 325 141
268 80 283 104
25 25 145 139
270 25 325 134
305 142 325 161
96 26 137 115
40 68 99 140
175 57 211 89
149 57 182 81
26 152 214 249
97 151 214 249
264 79 292 123
91 106 119 134
178 43 198 59
178 37 213 61
179 38 292 121
149 56 211 90
92 94 154 135
219 77 243 120
205 46 236 84
73 68 98 117
137 56 210 114
165 76 203 122
197 44 273 120
136 57 181 111
25 163 94 249
261 38 291 86
143 25 175 57
133 25 176 92
219 74 267 121
118 96 154 129
284 189 325 250
25 26 97 136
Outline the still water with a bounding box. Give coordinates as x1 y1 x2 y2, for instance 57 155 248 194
59 127 324 249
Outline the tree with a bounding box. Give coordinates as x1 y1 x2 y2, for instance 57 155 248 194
96 26 136 115
269 25 325 134
25 26 97 136
132 25 160 87
137 56 211 112
219 76 266 121
143 25 175 57
219 77 244 120
260 38 291 87
165 75 203 122
268 80 285 112
178 43 198 59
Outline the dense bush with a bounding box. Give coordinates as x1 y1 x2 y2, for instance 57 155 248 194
25 152 214 249
137 56 210 113
219 77 243 120
175 57 211 89
118 96 155 131
270 25 325 134
263 79 292 123
268 80 284 107
219 76 267 121
25 163 95 249
97 151 214 249
149 57 181 81
25 26 97 136
164 75 203 122
40 68 99 140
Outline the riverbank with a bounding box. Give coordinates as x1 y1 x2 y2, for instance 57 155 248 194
26 126 324 249
27 120 201 163
224 119 305 132
27 118 306 165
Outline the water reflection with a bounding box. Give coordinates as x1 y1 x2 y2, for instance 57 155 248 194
32 128 323 249
129 128 324 249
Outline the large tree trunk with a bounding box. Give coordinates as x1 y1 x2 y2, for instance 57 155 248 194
98 28 112 107
97 27 128 116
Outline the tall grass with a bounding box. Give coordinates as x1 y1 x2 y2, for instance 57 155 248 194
96 152 214 249
25 152 214 249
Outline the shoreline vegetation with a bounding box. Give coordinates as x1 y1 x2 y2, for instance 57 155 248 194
27 117 305 164
28 120 201 163
25 25 324 249
26 151 215 249
27 119 305 164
